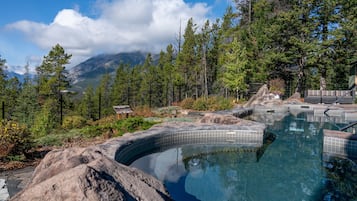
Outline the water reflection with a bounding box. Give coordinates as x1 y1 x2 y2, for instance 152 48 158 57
130 114 357 201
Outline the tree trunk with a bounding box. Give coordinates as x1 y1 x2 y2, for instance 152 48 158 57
236 89 239 103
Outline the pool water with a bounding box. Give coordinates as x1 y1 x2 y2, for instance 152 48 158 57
130 113 357 201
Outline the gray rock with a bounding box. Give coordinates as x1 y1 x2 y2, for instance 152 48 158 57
10 147 171 201
0 179 9 201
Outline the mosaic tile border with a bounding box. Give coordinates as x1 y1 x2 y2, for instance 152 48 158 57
323 129 357 159
115 129 264 164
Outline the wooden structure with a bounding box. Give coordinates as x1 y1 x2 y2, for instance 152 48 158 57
113 105 133 119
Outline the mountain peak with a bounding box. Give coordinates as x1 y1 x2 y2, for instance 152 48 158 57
69 51 148 90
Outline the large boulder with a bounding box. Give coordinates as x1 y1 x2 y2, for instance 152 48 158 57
244 84 283 107
11 147 171 201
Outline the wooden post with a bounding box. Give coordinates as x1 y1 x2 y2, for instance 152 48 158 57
1 101 4 120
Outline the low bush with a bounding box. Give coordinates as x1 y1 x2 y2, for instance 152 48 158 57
34 129 83 146
180 96 234 111
80 117 157 138
62 115 87 129
114 117 156 135
0 121 33 160
192 97 209 111
209 96 235 111
132 105 154 117
180 98 195 109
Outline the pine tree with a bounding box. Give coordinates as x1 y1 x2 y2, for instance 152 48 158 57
111 63 131 105
221 38 248 102
78 86 96 120
36 44 71 99
176 18 197 99
5 77 21 119
206 20 221 95
35 44 72 127
95 73 112 119
197 20 211 98
14 63 38 126
162 44 175 106
312 0 341 90
330 0 357 89
129 66 142 107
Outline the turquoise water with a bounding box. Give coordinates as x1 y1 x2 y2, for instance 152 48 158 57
130 113 357 201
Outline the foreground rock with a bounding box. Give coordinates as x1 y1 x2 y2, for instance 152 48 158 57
11 147 171 201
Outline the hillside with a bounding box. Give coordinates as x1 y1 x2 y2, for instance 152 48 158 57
69 51 148 91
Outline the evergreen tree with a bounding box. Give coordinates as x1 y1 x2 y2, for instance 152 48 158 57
36 44 71 99
218 6 238 97
35 44 72 128
176 18 197 99
267 0 317 94
139 54 155 107
5 77 21 119
197 20 211 98
221 38 248 102
312 0 341 90
14 63 38 126
206 20 221 95
129 66 143 107
95 73 112 119
111 63 131 105
330 0 357 89
162 44 176 106
78 86 96 120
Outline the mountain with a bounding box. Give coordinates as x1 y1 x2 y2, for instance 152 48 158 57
69 51 148 91
5 70 34 83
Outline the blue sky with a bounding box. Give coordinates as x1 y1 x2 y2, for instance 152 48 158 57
0 0 233 73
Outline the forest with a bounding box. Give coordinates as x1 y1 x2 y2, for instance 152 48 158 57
0 0 356 151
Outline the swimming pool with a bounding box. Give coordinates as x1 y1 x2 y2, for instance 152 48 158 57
130 113 357 201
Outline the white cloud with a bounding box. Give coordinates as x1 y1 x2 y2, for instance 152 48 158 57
6 0 212 67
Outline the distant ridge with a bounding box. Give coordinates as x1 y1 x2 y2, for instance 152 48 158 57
69 51 148 91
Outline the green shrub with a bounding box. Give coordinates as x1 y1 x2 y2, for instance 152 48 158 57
80 117 156 138
62 115 87 129
209 96 234 111
114 117 156 135
34 129 83 147
188 96 234 111
0 121 33 159
31 99 57 138
80 125 108 138
192 97 209 111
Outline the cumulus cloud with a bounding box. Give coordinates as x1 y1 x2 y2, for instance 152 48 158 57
7 0 212 67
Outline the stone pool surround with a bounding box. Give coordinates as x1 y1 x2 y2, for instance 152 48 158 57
7 113 266 201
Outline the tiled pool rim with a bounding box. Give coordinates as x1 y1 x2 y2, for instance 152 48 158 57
323 129 357 160
97 119 267 165
115 129 265 164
